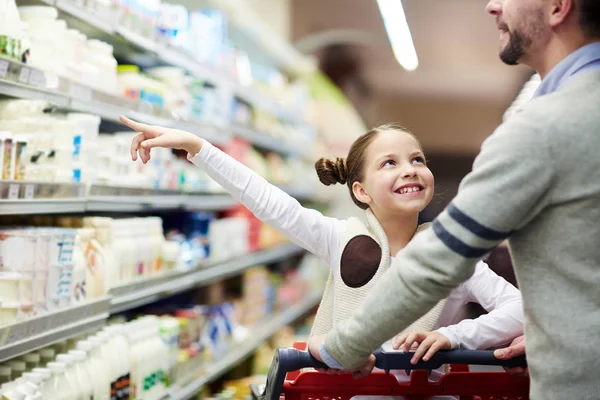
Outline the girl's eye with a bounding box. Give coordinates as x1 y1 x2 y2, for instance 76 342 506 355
412 156 425 164
382 159 396 168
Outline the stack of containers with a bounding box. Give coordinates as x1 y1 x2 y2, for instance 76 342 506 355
0 101 100 184
83 217 177 290
0 227 76 325
17 5 119 94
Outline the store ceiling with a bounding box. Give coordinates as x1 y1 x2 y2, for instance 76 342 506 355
291 0 534 155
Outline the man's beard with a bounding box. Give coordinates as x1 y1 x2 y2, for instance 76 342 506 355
499 29 529 65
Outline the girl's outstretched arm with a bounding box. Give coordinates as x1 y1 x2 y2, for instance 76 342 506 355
122 116 345 263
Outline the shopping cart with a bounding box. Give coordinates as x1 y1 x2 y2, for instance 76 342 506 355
251 342 529 400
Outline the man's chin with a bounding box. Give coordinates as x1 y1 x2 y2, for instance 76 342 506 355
499 47 522 66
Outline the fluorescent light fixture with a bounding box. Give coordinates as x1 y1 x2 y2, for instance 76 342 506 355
377 0 419 71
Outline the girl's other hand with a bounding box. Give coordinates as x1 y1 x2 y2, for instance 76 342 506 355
392 331 451 364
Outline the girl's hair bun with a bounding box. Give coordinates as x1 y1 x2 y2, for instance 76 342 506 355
315 157 347 186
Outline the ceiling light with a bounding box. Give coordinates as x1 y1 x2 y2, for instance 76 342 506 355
376 0 419 71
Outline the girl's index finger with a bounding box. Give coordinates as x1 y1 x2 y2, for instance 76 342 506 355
120 115 150 133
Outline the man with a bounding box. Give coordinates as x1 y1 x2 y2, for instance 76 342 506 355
309 0 600 399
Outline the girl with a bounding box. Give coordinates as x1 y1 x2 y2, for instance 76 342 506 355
121 117 523 398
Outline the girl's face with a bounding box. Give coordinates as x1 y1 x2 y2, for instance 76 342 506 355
352 130 434 217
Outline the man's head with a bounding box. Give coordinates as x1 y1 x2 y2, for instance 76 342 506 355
486 0 600 72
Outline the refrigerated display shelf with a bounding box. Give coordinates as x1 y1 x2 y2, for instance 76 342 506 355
39 0 308 125
166 290 322 400
0 244 307 363
0 182 316 214
0 298 110 363
0 57 309 155
109 242 305 314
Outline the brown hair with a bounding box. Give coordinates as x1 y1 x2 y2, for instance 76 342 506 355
315 123 415 209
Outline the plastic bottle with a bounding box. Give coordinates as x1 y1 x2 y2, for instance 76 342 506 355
46 362 75 400
84 338 110 400
6 362 25 380
0 366 11 387
95 330 120 398
55 355 83 400
20 374 43 400
76 340 107 400
1 377 25 398
67 351 92 400
14 381 40 400
38 348 55 367
102 326 130 399
30 369 51 399
19 354 40 372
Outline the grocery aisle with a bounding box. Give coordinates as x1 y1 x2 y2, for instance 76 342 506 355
0 0 337 398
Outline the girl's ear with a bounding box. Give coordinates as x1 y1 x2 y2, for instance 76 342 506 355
352 181 372 205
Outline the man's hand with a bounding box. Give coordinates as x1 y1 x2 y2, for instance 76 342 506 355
308 334 376 379
494 334 528 377
392 331 452 364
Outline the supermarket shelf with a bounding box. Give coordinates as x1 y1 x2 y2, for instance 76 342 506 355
0 80 70 107
0 181 320 215
45 0 306 125
0 198 87 215
0 298 110 363
167 291 322 400
109 243 305 314
0 57 309 152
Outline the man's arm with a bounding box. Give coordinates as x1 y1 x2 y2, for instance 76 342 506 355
321 112 556 369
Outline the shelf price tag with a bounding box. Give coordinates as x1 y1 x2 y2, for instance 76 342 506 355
18 67 30 84
0 60 9 79
8 183 19 200
25 184 35 199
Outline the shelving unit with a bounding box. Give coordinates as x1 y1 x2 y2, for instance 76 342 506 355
167 290 322 400
0 181 318 214
0 1 323 395
0 243 307 363
109 243 304 314
0 55 313 157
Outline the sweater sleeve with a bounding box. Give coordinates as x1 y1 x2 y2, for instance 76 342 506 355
435 260 524 350
322 111 555 369
188 142 345 264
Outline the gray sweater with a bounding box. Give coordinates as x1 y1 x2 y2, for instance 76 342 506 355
324 70 600 400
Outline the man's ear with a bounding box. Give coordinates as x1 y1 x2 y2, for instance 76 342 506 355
548 0 575 28
352 181 371 205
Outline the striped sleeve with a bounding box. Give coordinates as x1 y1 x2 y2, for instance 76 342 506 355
322 110 555 369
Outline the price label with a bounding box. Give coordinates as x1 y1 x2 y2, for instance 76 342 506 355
70 83 92 101
18 67 30 84
8 183 19 200
25 184 35 199
28 69 45 88
0 60 9 79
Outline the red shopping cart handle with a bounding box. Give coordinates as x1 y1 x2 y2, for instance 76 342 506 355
250 347 527 400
